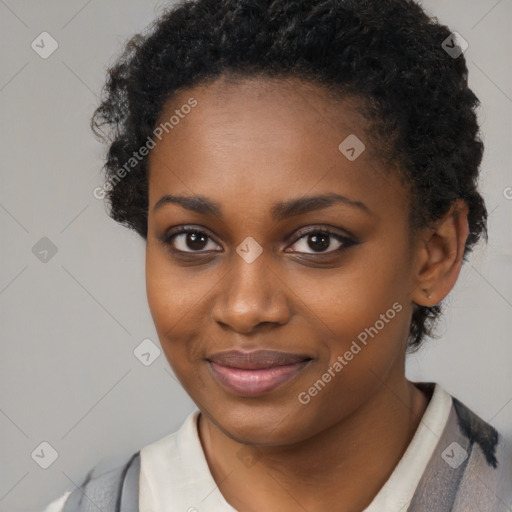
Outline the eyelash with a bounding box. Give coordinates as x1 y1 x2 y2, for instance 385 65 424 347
160 225 356 256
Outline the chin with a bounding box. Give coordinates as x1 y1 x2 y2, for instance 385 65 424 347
203 401 316 447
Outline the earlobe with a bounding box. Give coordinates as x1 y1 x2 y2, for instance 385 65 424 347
411 199 469 307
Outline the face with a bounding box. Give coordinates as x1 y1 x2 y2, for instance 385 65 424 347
146 76 420 446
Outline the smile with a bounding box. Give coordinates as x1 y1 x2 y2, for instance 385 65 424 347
207 358 312 396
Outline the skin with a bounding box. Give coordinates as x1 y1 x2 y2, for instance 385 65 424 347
145 75 469 512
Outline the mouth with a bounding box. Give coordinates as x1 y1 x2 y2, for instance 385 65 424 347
206 349 313 397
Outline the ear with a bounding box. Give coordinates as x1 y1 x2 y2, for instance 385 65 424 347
410 199 469 307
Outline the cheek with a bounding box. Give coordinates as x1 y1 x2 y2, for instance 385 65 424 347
145 244 213 368
145 242 197 328
298 251 410 375
145 246 188 360
145 249 175 332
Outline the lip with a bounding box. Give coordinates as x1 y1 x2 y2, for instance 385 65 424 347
206 350 312 397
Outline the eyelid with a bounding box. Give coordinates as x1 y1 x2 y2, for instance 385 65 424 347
289 225 354 243
285 227 354 255
160 225 222 251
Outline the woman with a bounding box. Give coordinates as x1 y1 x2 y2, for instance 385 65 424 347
43 0 512 510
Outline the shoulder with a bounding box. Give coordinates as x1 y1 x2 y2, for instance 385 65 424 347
449 395 512 508
411 384 512 510
450 396 503 468
40 491 72 512
37 413 198 512
440 389 512 482
40 452 140 512
418 382 507 470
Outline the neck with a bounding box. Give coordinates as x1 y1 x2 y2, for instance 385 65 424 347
198 378 430 512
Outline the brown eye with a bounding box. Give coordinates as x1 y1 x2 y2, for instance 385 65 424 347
286 229 354 255
164 227 221 253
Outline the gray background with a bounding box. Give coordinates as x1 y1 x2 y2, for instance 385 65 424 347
0 1 510 511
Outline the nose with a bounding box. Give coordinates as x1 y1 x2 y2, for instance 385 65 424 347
211 249 291 334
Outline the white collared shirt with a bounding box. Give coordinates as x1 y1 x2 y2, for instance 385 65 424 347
42 383 452 512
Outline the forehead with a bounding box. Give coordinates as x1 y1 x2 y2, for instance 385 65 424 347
147 76 408 223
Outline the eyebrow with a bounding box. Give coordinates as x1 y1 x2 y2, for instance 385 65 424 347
153 193 373 220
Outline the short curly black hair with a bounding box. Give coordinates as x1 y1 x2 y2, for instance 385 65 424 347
91 0 487 351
